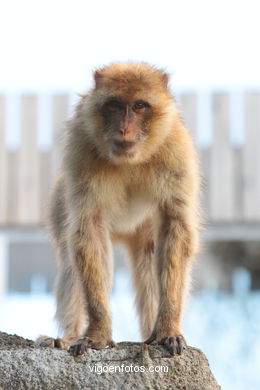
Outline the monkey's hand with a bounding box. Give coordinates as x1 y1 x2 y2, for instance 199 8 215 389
69 336 117 356
145 331 187 356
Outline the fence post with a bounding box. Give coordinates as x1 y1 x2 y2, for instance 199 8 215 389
179 93 198 139
0 97 7 224
51 95 70 177
244 92 260 220
18 95 40 225
210 93 234 221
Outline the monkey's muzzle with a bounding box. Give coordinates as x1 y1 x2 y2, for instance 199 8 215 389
113 140 136 153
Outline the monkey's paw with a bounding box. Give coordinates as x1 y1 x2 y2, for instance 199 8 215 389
145 333 187 356
36 336 76 350
69 336 117 356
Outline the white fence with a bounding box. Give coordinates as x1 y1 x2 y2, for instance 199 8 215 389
0 92 260 226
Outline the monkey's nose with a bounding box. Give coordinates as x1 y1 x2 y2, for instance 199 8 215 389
117 127 136 143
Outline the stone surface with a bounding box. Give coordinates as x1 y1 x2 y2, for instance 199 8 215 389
0 332 221 390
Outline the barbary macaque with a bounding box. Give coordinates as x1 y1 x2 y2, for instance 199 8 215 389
37 63 200 356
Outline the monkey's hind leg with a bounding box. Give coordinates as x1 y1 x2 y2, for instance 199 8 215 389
36 250 87 350
125 220 159 341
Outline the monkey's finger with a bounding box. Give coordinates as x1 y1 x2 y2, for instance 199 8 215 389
54 338 66 349
161 336 176 356
176 335 187 354
69 338 92 356
108 340 117 348
160 335 187 356
69 344 82 356
170 337 177 356
36 336 56 348
69 344 79 356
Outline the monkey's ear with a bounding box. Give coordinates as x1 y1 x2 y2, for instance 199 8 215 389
161 72 170 88
94 70 103 89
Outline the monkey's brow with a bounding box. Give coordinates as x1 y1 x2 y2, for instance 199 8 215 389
105 96 150 105
106 96 124 102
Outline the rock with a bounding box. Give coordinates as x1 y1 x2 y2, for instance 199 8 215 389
0 332 221 390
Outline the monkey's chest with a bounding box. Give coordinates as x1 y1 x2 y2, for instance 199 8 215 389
107 190 156 233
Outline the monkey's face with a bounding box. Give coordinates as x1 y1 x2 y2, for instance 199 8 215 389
85 63 177 164
100 96 153 160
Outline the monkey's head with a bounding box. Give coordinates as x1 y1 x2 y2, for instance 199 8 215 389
83 63 178 164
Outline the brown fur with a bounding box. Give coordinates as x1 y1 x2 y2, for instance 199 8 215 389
36 62 200 355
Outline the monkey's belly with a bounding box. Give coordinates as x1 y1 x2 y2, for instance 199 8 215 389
108 198 156 234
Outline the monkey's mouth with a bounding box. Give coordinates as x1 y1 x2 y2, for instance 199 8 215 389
113 140 137 154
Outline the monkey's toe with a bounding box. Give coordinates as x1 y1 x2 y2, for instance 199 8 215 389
36 336 56 349
53 338 72 349
69 337 117 356
160 335 187 356
69 337 92 356
108 340 117 348
144 333 187 355
36 336 75 350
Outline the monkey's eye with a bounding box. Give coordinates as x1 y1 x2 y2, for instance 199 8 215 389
133 101 150 111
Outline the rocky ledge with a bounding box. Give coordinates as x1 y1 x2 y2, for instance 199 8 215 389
0 332 221 390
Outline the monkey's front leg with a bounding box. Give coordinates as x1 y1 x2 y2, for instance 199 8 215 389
146 209 197 355
68 221 116 356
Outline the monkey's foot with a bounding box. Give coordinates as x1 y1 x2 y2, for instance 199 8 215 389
36 336 77 350
69 336 117 356
145 334 187 356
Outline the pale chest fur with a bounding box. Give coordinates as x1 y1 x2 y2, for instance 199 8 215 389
96 173 157 234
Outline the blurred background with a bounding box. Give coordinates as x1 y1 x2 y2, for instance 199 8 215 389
0 0 260 389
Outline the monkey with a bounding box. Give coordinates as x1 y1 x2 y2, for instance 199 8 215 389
37 62 200 356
